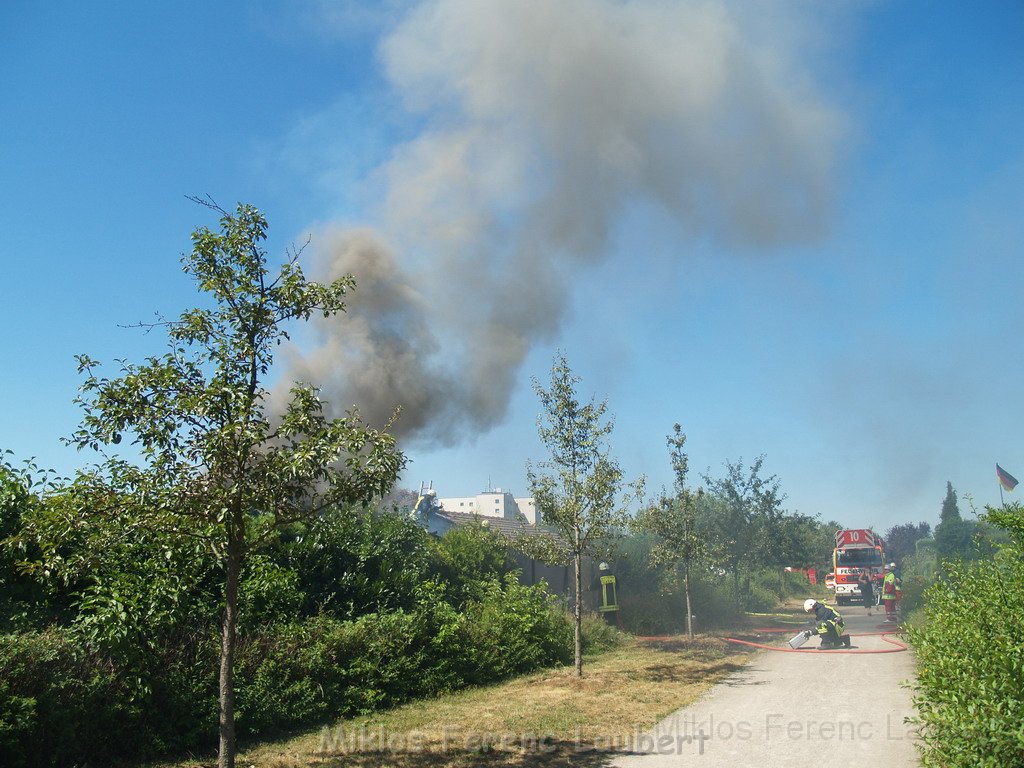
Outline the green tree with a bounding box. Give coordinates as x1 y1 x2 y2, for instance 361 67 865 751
633 424 707 638
525 352 641 676
940 481 961 523
700 455 780 600
883 521 932 565
778 513 834 569
785 516 843 588
935 519 976 560
0 456 57 631
935 482 975 561
35 201 405 768
747 467 789 592
984 503 1024 547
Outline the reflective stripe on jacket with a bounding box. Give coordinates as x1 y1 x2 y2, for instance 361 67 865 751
882 572 896 600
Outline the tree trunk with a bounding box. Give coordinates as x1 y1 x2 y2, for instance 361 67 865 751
573 553 583 677
684 561 694 639
218 540 242 768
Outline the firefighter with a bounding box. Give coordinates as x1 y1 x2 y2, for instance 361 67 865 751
803 598 852 649
894 566 903 615
591 562 620 626
881 564 898 621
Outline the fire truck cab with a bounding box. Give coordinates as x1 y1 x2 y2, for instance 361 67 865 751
832 528 885 606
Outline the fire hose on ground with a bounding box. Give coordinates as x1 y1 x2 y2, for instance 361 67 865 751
725 625 909 654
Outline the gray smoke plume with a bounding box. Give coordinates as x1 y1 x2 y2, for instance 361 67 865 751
281 0 842 446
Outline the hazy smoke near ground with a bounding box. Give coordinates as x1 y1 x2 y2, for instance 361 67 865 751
281 0 842 446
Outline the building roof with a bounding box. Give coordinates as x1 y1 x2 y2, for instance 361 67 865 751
434 509 555 539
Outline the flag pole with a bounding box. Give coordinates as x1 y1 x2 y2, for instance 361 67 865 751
1000 482 1005 507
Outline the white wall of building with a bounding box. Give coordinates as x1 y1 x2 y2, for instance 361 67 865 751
515 497 537 525
439 489 537 525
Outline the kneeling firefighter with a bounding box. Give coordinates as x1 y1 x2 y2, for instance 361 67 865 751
802 598 851 649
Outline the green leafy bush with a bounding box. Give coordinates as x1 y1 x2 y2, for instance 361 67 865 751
895 549 938 617
0 464 53 632
459 575 573 679
745 568 810 605
726 577 778 614
0 628 145 768
617 590 679 636
235 576 571 735
237 554 304 631
580 612 625 652
431 523 518 604
234 611 423 734
1 574 574 765
909 505 1024 766
1 490 577 766
279 508 437 619
146 628 219 753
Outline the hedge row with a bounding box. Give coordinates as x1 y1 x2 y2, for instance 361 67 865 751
909 507 1024 766
0 576 572 768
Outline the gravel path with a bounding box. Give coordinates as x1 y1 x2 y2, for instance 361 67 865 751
610 611 920 767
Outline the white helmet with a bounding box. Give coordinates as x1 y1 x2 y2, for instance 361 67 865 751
804 598 817 612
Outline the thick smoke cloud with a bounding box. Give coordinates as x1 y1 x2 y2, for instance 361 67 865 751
282 0 841 446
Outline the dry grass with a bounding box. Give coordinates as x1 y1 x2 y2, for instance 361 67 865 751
160 635 749 768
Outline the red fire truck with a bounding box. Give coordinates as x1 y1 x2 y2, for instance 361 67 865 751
831 528 885 606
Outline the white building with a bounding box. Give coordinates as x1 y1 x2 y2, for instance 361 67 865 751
407 485 572 599
438 488 538 525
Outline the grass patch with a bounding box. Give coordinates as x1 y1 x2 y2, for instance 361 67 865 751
158 635 748 768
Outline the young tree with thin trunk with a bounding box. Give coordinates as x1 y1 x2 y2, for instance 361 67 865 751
701 455 783 602
525 352 641 676
633 424 706 638
60 200 405 768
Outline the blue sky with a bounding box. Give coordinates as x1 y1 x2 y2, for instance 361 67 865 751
2 0 1022 534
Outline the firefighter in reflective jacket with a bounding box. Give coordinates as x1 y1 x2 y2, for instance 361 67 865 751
882 565 899 621
592 562 619 625
803 598 851 649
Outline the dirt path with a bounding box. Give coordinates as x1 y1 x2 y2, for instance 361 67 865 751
610 611 920 767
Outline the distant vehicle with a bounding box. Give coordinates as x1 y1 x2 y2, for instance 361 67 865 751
832 529 885 606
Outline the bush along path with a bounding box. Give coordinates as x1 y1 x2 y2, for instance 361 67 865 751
0 498 575 768
168 631 750 768
908 503 1024 767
